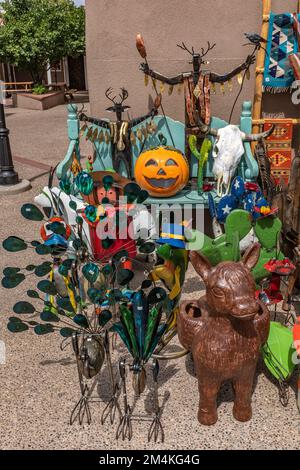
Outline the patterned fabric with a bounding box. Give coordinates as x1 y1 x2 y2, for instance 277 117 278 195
263 120 293 184
183 73 211 127
263 13 299 92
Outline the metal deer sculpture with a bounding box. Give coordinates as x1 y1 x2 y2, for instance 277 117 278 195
177 243 270 425
80 88 161 178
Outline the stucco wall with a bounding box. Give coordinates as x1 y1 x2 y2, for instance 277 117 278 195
86 0 300 124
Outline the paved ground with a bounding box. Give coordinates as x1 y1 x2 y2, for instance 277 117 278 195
0 104 299 450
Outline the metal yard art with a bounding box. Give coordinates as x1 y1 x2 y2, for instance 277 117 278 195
2 21 300 446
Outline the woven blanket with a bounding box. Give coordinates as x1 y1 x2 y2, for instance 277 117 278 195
263 12 300 92
263 119 293 184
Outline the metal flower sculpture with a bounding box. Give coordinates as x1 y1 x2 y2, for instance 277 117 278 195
2 171 176 442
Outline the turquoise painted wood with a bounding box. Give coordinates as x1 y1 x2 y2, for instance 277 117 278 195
57 101 258 207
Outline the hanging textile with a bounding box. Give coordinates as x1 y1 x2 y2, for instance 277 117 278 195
263 13 299 92
289 13 300 79
263 119 293 184
183 73 211 127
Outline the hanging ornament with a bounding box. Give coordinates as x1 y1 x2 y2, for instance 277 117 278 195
246 68 251 80
130 130 136 145
227 79 233 92
178 83 183 95
237 72 243 86
136 128 143 142
86 126 93 141
211 82 216 94
146 121 152 135
141 125 148 139
91 127 98 142
104 131 110 144
152 78 157 90
219 82 225 94
144 74 149 86
168 85 174 96
150 120 157 133
159 81 165 94
80 123 88 137
98 130 104 143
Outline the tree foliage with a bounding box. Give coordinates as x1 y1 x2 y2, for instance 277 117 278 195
0 0 85 83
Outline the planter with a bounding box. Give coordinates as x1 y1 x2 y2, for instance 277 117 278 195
12 91 65 110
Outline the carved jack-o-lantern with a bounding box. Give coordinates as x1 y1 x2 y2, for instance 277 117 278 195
134 147 189 197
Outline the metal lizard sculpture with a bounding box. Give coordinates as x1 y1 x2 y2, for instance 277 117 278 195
80 88 161 178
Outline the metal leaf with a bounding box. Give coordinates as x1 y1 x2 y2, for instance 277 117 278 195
2 274 25 289
13 301 35 314
2 236 27 252
7 321 29 333
37 280 57 296
21 203 44 221
34 324 55 335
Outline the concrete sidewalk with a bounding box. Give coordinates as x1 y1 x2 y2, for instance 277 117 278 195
0 104 299 450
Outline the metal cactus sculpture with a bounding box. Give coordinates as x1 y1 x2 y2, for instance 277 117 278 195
188 135 211 194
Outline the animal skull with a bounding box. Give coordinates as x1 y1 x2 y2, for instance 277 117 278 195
212 125 245 196
198 121 274 196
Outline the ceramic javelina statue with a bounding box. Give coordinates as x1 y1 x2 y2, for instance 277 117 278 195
177 243 270 425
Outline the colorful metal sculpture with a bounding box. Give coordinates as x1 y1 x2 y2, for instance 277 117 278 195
262 321 297 407
80 88 161 178
178 244 270 425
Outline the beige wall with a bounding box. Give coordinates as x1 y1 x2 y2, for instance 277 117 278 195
86 0 300 124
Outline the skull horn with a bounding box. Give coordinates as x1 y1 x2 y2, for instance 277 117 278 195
242 124 275 142
197 120 218 137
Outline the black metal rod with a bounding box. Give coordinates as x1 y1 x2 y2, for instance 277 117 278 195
0 102 19 185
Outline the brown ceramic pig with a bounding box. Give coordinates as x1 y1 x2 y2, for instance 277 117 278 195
177 243 270 425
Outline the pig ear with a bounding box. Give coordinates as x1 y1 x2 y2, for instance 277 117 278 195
190 251 211 283
242 243 261 270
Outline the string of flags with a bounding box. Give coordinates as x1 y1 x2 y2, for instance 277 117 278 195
80 120 158 146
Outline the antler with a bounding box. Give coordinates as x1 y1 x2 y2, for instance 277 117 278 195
119 87 129 104
105 87 117 104
200 41 216 58
177 42 194 56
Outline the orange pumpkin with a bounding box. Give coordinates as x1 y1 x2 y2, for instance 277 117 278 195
134 147 189 197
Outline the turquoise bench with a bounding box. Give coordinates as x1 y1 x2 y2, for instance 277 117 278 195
57 101 258 207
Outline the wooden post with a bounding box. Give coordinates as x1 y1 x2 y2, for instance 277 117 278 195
251 0 272 152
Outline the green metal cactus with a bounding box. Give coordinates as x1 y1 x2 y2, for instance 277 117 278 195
188 209 284 283
188 135 212 194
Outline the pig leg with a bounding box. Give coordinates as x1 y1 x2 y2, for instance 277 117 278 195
197 373 220 425
232 365 256 422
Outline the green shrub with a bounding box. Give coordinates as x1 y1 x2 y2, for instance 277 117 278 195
32 84 47 95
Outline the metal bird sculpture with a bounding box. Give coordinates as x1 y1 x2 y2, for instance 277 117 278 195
244 33 268 53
